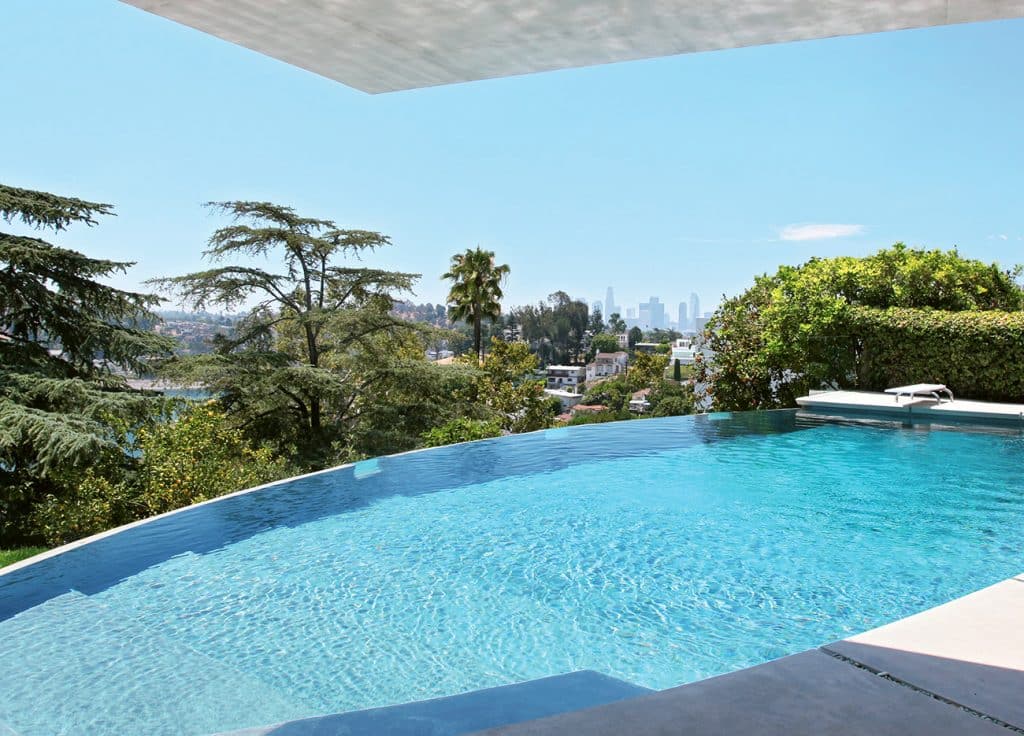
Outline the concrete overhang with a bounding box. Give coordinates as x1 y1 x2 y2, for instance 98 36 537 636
121 1 1024 93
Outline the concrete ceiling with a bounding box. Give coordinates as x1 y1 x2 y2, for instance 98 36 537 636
121 1 1024 93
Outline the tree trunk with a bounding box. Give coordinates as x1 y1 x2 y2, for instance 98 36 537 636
474 319 482 364
310 395 322 432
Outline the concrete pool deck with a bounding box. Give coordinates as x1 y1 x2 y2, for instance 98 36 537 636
472 576 1024 736
796 390 1024 424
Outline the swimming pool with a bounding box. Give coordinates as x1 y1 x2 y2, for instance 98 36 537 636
2 410 1023 735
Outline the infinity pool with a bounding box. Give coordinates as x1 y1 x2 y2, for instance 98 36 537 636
2 411 1023 735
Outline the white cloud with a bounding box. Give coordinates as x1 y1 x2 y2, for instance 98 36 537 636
1000 234 1009 240
779 223 864 241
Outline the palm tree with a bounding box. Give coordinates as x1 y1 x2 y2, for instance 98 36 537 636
443 247 510 362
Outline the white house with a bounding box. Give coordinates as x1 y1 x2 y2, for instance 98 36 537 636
586 351 628 381
629 388 652 413
545 365 586 392
669 338 698 366
544 388 584 410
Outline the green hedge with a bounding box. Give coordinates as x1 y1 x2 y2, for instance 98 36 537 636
849 306 1024 402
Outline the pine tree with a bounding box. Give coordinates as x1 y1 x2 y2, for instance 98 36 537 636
150 201 420 467
0 184 175 543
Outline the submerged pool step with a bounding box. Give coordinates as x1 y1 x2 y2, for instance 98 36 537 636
0 590 313 736
213 670 653 736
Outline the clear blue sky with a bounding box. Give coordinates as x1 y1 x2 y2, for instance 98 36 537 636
3 1 1022 314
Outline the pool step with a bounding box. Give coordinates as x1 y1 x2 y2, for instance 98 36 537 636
0 590 313 736
213 670 653 736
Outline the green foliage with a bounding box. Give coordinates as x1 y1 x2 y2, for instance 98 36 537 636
648 380 695 417
421 417 502 447
590 333 621 355
581 376 632 413
699 244 1024 410
514 291 590 366
629 352 669 388
850 307 1024 401
652 397 691 417
443 247 510 362
607 313 626 334
579 358 695 419
32 470 138 547
673 359 682 381
1 183 175 545
349 352 480 459
151 201 420 468
32 404 292 545
473 339 555 433
646 329 681 344
0 547 48 568
627 326 642 348
134 404 291 516
566 409 631 425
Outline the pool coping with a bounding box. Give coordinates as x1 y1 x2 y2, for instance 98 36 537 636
2 409 752 579
470 575 1024 735
796 389 1024 424
0 424 542 579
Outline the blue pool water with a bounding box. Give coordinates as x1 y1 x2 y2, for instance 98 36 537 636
2 410 1024 735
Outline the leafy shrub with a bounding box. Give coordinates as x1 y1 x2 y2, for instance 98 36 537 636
566 410 631 425
32 471 138 547
648 379 695 417
31 405 293 545
421 418 502 447
651 397 692 417
850 307 1024 401
700 245 1024 410
135 405 292 516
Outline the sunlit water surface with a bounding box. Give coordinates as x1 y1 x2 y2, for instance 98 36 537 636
2 411 1022 735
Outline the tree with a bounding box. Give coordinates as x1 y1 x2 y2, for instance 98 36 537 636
461 338 555 433
699 244 1024 410
607 313 626 334
627 326 643 348
515 292 591 366
648 380 695 417
32 403 293 545
647 328 681 344
133 404 291 516
421 417 502 447
581 375 632 413
590 333 621 355
151 201 419 466
673 359 682 382
443 247 510 362
629 351 668 388
0 183 175 544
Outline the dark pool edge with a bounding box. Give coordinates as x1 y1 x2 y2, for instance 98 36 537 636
469 575 1024 736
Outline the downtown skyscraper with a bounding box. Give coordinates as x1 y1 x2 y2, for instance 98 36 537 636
604 286 619 319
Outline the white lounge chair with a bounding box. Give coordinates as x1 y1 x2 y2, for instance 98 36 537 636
884 383 954 404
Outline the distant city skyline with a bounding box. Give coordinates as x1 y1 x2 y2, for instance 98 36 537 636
587 288 713 331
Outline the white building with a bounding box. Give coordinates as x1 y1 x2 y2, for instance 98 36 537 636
668 338 698 366
586 351 628 381
544 388 584 410
545 365 586 392
629 388 652 413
